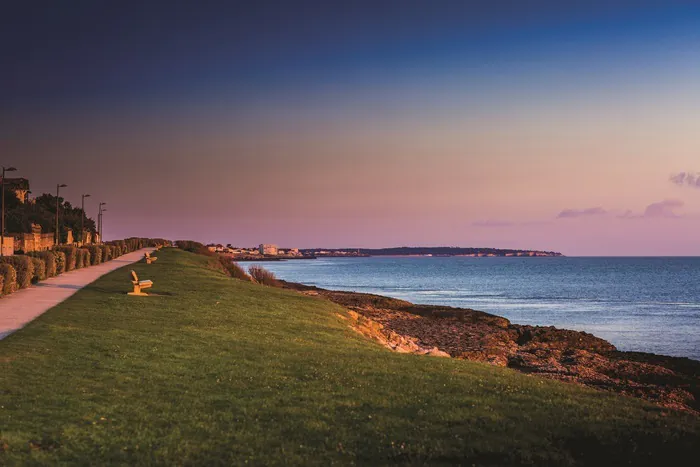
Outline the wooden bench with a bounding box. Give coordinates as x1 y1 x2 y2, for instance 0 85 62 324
128 270 153 296
144 252 158 264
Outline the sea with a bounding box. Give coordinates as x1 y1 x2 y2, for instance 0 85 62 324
244 256 700 361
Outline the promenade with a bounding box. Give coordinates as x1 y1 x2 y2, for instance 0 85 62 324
0 248 154 340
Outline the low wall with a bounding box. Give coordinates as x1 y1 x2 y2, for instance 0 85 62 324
0 237 14 256
14 232 54 253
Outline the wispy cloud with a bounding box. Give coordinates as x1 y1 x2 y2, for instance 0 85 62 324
556 207 607 219
642 199 684 218
471 220 515 228
670 172 700 189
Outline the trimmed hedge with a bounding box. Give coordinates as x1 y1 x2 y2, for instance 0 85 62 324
28 251 57 278
30 257 46 283
0 256 34 290
56 246 77 271
0 263 16 295
75 248 91 269
54 251 66 275
101 245 112 262
86 245 102 265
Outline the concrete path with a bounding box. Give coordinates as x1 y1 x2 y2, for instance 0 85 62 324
0 248 155 340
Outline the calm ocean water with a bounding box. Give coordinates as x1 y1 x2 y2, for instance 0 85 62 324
245 257 700 361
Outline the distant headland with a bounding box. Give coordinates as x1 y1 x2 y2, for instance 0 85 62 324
208 243 563 260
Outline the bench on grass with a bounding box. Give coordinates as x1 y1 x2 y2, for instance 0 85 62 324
128 270 153 296
144 252 158 264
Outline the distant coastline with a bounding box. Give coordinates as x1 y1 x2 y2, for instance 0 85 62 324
216 245 563 261
301 247 563 258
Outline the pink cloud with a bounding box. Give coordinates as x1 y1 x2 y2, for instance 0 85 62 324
472 220 515 228
670 172 700 189
556 207 607 219
642 199 684 218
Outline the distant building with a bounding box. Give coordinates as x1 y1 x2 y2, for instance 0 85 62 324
259 244 278 255
3 178 30 203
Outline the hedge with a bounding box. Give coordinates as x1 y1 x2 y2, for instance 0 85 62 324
86 245 102 265
28 251 57 278
30 257 46 283
54 251 66 275
76 248 91 269
0 263 16 295
56 246 77 271
0 256 34 289
101 245 112 262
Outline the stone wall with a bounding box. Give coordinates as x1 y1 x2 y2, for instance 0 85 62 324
0 237 14 256
14 232 55 253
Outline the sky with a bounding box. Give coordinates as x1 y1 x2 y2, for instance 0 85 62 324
2 1 700 255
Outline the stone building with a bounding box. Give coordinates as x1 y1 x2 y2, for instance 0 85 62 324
259 244 278 255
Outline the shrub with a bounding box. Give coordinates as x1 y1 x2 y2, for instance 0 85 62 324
218 257 252 281
101 245 112 262
56 246 77 271
86 245 102 265
27 251 57 277
0 256 34 289
54 251 66 275
30 257 46 283
76 248 91 269
74 249 84 269
248 265 279 287
176 240 214 256
0 263 16 295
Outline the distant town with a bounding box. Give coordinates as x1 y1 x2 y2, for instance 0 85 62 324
208 244 563 260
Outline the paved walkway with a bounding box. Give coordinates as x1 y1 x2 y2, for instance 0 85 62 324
0 248 155 340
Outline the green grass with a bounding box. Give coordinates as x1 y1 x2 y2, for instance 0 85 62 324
1 249 698 465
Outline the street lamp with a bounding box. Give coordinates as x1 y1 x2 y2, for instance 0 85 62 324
100 208 107 242
81 194 91 246
55 184 67 246
1 166 18 256
98 202 106 243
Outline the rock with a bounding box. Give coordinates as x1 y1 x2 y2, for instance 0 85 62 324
425 347 450 358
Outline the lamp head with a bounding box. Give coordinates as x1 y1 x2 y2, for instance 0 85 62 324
5 167 17 172
59 184 67 188
84 194 91 198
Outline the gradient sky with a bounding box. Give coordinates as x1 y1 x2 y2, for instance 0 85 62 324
2 1 700 255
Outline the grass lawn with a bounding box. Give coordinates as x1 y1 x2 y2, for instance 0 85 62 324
1 248 699 465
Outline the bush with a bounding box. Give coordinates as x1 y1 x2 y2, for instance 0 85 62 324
56 246 77 271
218 257 252 281
30 257 46 283
176 240 214 256
0 263 16 295
101 245 112 262
0 256 34 289
86 245 102 265
248 265 279 287
76 248 91 269
54 251 66 275
27 251 57 278
74 249 84 269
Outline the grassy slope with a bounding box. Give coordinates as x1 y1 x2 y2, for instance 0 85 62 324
1 249 698 466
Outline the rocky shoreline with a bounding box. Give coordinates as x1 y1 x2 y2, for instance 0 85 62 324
280 280 700 414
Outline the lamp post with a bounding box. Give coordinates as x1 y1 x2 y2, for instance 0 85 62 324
1 166 18 257
98 202 106 243
55 184 67 246
81 194 91 246
100 208 107 242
